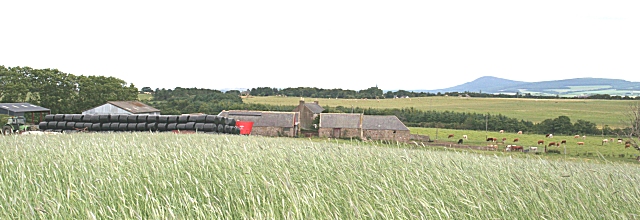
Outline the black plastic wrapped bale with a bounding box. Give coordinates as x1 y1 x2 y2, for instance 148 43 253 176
82 115 92 122
167 123 177 130
73 122 84 129
38 121 49 130
157 115 169 123
225 117 236 126
147 115 158 123
44 115 55 121
217 124 225 133
194 115 206 123
65 122 76 130
127 123 137 131
115 115 127 123
55 121 66 129
99 114 110 123
70 114 81 122
146 122 158 131
178 115 189 123
176 124 187 130
136 123 147 131
54 114 65 121
127 115 138 123
204 115 216 123
203 123 216 132
167 115 178 123
110 123 120 131
101 123 111 131
119 123 129 131
137 115 148 123
194 123 205 131
91 123 101 131
90 115 101 123
62 114 74 121
184 122 196 130
156 123 167 131
48 121 58 129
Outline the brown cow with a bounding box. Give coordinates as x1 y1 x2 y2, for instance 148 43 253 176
513 138 519 142
502 137 507 142
561 140 567 145
574 135 580 138
577 142 585 145
538 140 544 145
548 142 556 147
487 137 496 142
625 143 631 148
545 134 553 138
448 134 454 138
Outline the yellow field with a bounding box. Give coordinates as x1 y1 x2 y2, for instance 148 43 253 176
243 96 638 128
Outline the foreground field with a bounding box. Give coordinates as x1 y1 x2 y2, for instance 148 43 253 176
243 96 637 128
2 133 640 219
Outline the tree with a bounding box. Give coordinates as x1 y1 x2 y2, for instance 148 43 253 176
141 87 153 93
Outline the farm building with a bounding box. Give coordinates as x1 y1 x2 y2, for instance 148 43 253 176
218 110 299 137
318 113 363 139
292 99 324 130
362 115 411 142
82 101 160 115
318 113 411 141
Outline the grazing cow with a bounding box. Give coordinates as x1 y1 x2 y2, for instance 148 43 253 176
548 142 557 147
486 137 496 142
511 146 523 152
602 139 609 145
625 143 631 149
582 135 586 139
561 140 567 145
530 147 538 152
463 135 468 140
513 138 519 142
577 142 585 145
502 137 507 142
448 134 454 138
574 135 580 138
538 140 545 145
457 139 464 144
500 130 504 134
546 134 553 138
517 131 523 135
626 140 631 145
617 139 623 144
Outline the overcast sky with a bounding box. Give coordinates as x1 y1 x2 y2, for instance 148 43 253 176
2 1 638 91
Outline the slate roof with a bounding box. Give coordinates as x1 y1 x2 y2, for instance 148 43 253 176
0 103 50 114
305 103 324 114
219 110 296 127
362 115 409 131
319 113 362 128
107 101 160 114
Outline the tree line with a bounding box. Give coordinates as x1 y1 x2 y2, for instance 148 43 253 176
247 86 640 100
0 66 138 114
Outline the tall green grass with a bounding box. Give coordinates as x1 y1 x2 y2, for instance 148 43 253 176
1 133 639 219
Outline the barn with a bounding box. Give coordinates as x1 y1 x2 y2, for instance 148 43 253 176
292 99 324 130
362 115 411 142
82 101 160 115
218 110 299 137
318 113 363 139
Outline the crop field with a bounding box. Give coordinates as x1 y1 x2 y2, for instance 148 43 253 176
243 96 638 128
410 128 640 163
2 133 640 219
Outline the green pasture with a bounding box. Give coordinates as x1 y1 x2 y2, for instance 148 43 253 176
138 93 153 101
244 96 638 128
411 127 640 162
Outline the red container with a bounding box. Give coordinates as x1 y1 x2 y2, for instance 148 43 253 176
235 121 254 135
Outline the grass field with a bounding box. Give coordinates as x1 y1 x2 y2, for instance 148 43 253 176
1 133 639 219
410 127 640 163
243 96 638 128
138 93 153 101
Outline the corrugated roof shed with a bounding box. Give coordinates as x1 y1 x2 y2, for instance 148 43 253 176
219 110 296 127
305 103 325 114
319 113 362 128
0 103 50 115
107 101 160 114
362 115 409 131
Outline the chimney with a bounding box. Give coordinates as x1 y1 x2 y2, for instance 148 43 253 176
314 100 319 105
299 98 305 106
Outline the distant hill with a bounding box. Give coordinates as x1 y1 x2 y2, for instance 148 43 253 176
416 76 640 97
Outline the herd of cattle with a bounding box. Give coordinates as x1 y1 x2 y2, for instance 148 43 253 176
447 130 633 152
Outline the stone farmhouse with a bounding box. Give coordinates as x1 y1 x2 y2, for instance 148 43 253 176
218 110 299 137
292 99 324 130
317 113 410 141
318 113 364 139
